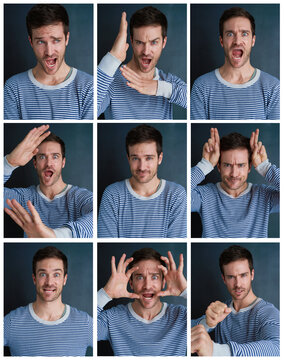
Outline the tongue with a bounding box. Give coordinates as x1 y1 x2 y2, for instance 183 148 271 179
142 59 151 64
232 50 242 58
46 59 56 66
45 171 53 177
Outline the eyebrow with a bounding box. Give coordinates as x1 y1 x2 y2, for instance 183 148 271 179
225 29 251 33
37 268 63 273
34 36 62 40
225 272 249 277
37 152 61 156
134 37 160 43
134 272 160 276
130 154 156 157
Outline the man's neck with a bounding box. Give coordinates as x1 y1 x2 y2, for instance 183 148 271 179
220 181 248 198
127 57 156 80
132 299 163 320
232 290 257 312
32 61 70 86
129 176 161 197
219 61 255 84
39 178 67 200
33 297 65 321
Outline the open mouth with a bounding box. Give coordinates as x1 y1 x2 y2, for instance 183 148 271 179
44 170 54 179
45 58 57 69
141 58 152 67
142 293 154 300
232 49 243 59
43 288 56 293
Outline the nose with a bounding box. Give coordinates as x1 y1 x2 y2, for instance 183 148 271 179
234 276 241 288
45 42 54 57
230 165 238 177
143 276 151 289
138 159 146 171
44 275 51 285
233 33 242 45
143 42 151 56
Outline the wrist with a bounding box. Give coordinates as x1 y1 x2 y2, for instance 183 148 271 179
6 154 18 168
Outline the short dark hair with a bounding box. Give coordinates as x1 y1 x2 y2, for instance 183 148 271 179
34 133 66 160
130 6 168 39
219 132 252 164
126 124 163 156
219 245 254 276
32 246 68 276
26 4 69 39
128 247 166 274
219 7 255 37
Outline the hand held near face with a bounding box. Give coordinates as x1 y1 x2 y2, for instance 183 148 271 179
110 12 129 63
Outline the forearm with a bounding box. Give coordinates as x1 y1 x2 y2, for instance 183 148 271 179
167 190 187 238
191 159 213 212
158 79 187 108
97 288 112 341
4 156 18 183
190 83 207 120
228 339 280 356
64 212 93 238
256 160 279 189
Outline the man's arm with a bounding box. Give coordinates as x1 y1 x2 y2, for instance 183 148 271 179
190 79 208 119
98 186 119 238
4 80 21 120
98 254 139 341
191 128 220 212
97 12 129 117
267 81 280 120
167 186 187 238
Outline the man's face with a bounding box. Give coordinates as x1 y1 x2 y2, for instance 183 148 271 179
29 22 69 75
131 25 167 73
222 259 254 302
32 257 67 303
130 259 165 309
33 141 65 187
217 148 251 195
127 141 163 184
219 16 255 68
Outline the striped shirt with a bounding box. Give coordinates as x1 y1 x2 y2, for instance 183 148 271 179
191 159 279 238
197 298 279 356
4 304 93 356
4 68 93 120
190 69 280 120
97 288 187 356
98 179 187 238
97 52 187 120
4 157 93 238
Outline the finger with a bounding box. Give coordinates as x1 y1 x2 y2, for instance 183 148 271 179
128 292 140 299
207 138 214 151
167 251 176 271
260 144 267 156
7 199 28 224
210 127 215 144
214 128 220 145
27 200 41 223
126 81 140 91
123 256 134 272
119 12 128 35
177 253 184 272
125 265 139 279
117 253 126 272
156 289 169 297
254 128 259 146
4 207 24 228
250 131 255 149
158 264 168 278
111 256 117 275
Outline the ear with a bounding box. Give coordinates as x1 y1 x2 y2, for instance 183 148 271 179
129 278 133 290
33 158 37 169
32 274 36 285
248 162 252 173
219 35 224 48
158 152 163 165
62 157 66 169
221 274 226 284
28 36 33 47
251 269 254 281
65 32 70 46
217 162 220 173
252 34 256 47
162 36 167 49
63 274 68 286
162 277 166 289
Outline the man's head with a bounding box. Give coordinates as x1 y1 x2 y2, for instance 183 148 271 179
217 133 252 194
219 245 254 301
130 6 167 73
33 133 66 187
26 4 70 75
32 246 68 302
219 7 256 68
126 125 163 184
128 248 166 309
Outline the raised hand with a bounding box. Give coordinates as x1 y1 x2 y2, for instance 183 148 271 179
191 324 213 356
6 125 50 168
110 12 129 63
250 129 267 168
120 65 158 95
104 254 140 299
202 128 220 167
206 301 231 328
157 251 187 297
4 199 55 238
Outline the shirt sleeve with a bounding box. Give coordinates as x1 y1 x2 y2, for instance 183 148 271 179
97 288 113 341
167 186 187 238
266 81 280 120
4 80 21 120
256 162 279 213
80 76 94 120
4 156 24 207
4 313 10 346
97 53 121 117
190 79 208 120
98 187 119 238
157 72 187 108
191 159 214 213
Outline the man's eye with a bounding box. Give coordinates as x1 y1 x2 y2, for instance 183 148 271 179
39 273 46 277
243 32 248 36
227 32 233 37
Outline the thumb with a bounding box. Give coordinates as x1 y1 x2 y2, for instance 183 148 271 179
125 43 129 52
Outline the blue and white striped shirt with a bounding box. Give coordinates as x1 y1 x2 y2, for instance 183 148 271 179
191 159 279 238
97 52 187 119
4 157 93 238
98 179 187 238
4 304 93 356
190 69 280 120
97 288 187 356
197 298 279 356
4 68 93 120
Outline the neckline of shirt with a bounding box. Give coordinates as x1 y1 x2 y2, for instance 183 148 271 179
216 182 252 199
127 302 168 324
28 68 77 90
28 303 70 325
229 297 262 314
215 68 260 88
36 184 72 202
125 179 166 200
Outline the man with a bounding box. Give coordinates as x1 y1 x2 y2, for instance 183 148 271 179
191 128 279 237
4 4 93 120
191 245 279 356
4 246 93 356
98 248 187 356
4 124 93 238
98 124 187 237
191 7 279 120
97 6 187 119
